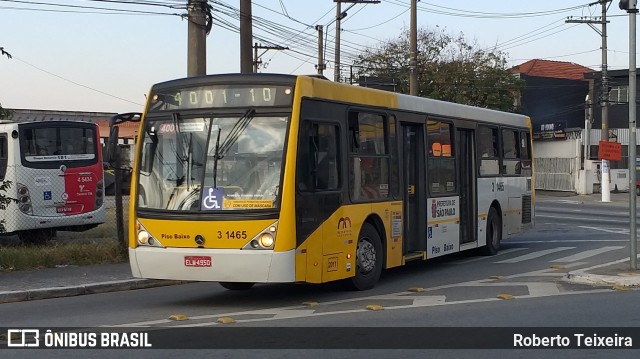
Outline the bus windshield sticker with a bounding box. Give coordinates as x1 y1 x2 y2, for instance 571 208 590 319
25 154 95 162
178 121 206 133
223 200 273 209
201 187 223 210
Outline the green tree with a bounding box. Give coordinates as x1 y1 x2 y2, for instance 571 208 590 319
352 27 523 112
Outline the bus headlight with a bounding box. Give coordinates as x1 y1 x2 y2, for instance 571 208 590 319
135 221 165 248
138 230 149 245
258 233 274 248
242 221 277 250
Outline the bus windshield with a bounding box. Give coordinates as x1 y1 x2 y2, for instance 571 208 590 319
21 125 97 164
137 114 288 211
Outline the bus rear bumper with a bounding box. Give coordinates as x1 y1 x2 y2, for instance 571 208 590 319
129 247 295 283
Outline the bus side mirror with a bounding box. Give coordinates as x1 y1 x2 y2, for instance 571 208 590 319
107 125 120 167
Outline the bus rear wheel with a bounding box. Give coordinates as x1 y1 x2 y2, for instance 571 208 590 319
18 229 55 245
219 282 255 290
346 223 383 291
480 207 501 256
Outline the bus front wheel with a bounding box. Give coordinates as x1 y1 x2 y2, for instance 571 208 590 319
346 223 383 291
481 207 501 256
219 282 255 290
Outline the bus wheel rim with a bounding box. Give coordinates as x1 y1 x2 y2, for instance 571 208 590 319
357 238 376 274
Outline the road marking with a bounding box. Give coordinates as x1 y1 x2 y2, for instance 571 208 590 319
536 214 629 224
509 239 627 243
495 247 575 264
578 226 630 234
550 246 624 263
111 287 611 328
452 247 527 264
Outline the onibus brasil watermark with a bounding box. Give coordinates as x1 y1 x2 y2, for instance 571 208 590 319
6 329 152 348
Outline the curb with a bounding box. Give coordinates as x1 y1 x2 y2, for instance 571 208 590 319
0 279 187 304
564 258 640 287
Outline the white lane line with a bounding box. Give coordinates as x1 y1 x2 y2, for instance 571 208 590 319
550 246 625 263
452 247 528 264
578 226 630 234
536 214 629 224
495 247 575 264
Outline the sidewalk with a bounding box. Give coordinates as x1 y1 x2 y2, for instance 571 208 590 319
0 263 186 304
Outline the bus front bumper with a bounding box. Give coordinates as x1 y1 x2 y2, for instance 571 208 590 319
129 247 295 283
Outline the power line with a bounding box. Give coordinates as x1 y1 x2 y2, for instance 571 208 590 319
10 55 144 106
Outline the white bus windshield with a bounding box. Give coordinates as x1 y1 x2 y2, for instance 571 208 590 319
21 126 97 163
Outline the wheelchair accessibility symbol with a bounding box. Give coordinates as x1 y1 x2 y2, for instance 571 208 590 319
201 187 223 210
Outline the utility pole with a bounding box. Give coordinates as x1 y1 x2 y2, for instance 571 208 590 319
334 2 342 82
253 43 288 73
629 2 638 270
620 0 638 270
316 25 325 76
409 0 418 96
240 0 253 73
566 0 611 202
601 0 611 202
187 0 207 77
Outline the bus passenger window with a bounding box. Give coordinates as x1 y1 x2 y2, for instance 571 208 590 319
502 129 520 176
478 125 499 176
297 122 340 192
427 120 455 194
348 111 389 201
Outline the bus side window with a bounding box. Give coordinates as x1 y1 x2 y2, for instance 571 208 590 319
501 129 519 176
298 122 340 192
477 125 499 176
0 134 7 181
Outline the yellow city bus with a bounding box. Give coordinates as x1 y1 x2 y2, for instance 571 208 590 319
124 73 534 290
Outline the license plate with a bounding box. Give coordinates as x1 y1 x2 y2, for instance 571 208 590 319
184 256 212 267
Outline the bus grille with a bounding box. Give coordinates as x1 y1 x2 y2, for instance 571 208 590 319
522 195 532 224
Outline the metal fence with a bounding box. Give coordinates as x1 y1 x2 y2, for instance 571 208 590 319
534 157 575 192
0 188 129 245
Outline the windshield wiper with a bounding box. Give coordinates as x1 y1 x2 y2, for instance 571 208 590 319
212 109 256 188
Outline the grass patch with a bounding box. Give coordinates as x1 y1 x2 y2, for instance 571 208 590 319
0 240 128 272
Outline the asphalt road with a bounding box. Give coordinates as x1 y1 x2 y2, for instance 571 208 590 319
2 193 640 357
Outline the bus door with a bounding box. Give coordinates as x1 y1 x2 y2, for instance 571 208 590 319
401 123 426 255
457 128 476 244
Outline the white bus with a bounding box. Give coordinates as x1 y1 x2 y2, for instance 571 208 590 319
0 120 106 243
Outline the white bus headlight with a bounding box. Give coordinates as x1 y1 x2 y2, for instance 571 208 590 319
138 230 149 245
259 233 274 248
242 221 278 250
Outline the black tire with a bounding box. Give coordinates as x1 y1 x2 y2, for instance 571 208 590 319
345 223 383 291
219 282 255 290
18 229 55 245
636 186 640 196
480 207 501 256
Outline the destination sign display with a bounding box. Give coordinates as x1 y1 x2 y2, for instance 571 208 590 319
149 85 293 112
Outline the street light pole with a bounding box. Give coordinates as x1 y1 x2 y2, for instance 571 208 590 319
622 0 638 269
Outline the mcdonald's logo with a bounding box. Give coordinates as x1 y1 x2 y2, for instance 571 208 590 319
338 217 352 229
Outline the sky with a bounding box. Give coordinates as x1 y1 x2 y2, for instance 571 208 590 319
0 0 637 114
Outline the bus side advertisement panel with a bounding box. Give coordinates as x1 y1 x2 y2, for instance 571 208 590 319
427 196 460 258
